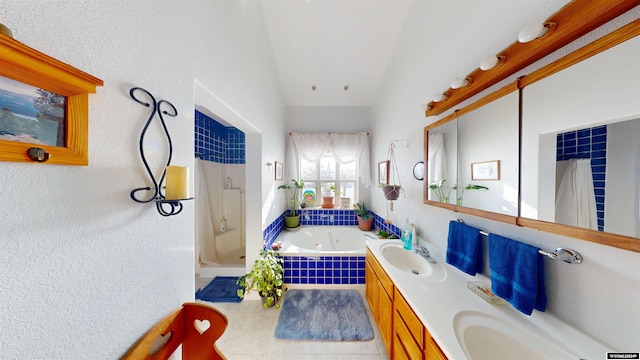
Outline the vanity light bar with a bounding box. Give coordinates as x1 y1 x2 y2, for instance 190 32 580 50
424 0 639 117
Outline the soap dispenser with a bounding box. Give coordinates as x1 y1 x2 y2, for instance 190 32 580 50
401 218 412 250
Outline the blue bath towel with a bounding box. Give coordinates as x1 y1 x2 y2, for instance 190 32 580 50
489 234 547 315
446 221 483 276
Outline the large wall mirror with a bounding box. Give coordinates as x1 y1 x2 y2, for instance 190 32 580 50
521 33 640 242
424 21 640 252
425 119 457 207
457 91 519 217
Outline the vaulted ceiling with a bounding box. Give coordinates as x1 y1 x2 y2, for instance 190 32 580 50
260 0 569 107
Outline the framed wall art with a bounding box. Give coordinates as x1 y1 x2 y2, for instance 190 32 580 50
274 161 283 181
378 160 389 185
471 160 500 180
0 34 103 165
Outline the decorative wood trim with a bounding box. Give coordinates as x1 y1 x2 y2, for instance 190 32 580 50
0 34 103 165
455 205 518 226
517 217 640 253
425 0 640 117
520 18 640 88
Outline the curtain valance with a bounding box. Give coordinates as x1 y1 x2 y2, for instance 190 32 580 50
285 132 371 187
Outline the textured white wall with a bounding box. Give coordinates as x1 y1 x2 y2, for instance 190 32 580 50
0 1 284 358
372 1 640 351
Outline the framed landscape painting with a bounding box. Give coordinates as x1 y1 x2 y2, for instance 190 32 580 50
0 75 67 147
0 34 103 165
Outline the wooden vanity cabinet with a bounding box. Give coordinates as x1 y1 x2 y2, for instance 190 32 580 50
365 249 394 357
366 248 449 360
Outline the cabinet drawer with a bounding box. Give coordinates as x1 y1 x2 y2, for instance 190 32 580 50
393 308 423 360
366 249 394 298
394 287 424 348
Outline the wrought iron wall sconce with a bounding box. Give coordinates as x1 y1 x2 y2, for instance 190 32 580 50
129 87 193 216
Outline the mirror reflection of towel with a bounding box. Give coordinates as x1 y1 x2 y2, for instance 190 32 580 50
555 159 597 230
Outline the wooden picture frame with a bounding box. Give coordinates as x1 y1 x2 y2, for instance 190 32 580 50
0 34 103 165
274 161 283 181
471 160 500 180
378 160 389 185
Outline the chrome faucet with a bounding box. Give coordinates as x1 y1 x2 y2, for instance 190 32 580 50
414 246 436 263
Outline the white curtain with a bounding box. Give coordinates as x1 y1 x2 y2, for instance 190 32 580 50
427 133 447 184
286 132 371 187
555 159 598 230
195 159 219 264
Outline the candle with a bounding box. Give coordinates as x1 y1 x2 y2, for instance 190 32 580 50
165 165 189 200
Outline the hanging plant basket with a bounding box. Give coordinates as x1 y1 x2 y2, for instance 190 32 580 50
380 143 404 203
383 185 402 200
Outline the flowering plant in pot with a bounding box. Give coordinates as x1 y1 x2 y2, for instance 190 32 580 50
354 202 374 231
278 179 304 228
236 249 285 309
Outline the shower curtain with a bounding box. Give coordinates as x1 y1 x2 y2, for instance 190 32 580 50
195 159 219 265
555 158 598 230
428 133 447 183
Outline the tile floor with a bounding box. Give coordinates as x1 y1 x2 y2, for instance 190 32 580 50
196 276 390 360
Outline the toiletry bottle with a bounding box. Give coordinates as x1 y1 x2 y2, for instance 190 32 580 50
402 218 412 250
411 223 418 247
220 218 227 232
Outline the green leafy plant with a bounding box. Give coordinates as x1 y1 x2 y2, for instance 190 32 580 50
236 249 285 309
376 230 398 239
428 180 489 205
428 179 452 203
354 202 373 221
278 179 304 217
454 184 489 206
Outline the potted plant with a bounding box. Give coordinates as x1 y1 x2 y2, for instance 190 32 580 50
354 202 374 231
321 184 338 208
278 179 304 228
236 249 285 309
376 230 398 239
380 143 404 201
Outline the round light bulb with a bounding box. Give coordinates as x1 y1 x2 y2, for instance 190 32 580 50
420 103 431 112
451 77 469 89
480 55 500 71
518 22 548 43
432 93 446 102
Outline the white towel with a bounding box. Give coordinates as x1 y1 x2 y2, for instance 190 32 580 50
555 159 598 230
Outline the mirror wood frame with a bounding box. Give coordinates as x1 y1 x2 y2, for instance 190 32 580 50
424 19 640 253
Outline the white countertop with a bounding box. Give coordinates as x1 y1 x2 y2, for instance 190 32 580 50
366 239 611 360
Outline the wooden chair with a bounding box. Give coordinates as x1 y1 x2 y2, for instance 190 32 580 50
122 302 228 360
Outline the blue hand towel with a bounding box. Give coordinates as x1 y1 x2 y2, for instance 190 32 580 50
446 221 483 276
489 234 547 315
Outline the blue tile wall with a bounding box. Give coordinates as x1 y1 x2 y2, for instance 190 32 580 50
262 209 396 285
194 110 245 164
284 256 366 285
556 125 607 231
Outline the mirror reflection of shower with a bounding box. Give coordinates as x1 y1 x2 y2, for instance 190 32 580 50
195 108 246 277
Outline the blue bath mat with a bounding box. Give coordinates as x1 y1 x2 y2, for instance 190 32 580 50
274 289 374 341
196 276 243 303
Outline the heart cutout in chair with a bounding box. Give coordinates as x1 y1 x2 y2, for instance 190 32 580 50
194 319 211 335
149 331 172 357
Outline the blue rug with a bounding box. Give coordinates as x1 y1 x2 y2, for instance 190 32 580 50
195 276 243 303
274 289 374 341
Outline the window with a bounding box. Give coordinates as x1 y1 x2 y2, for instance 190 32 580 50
300 155 357 206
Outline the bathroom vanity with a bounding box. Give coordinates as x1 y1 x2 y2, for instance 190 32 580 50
365 239 610 359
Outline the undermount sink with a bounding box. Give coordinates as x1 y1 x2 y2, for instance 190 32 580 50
380 243 447 282
453 311 579 360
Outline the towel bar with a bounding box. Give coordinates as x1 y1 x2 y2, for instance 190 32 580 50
455 219 583 264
